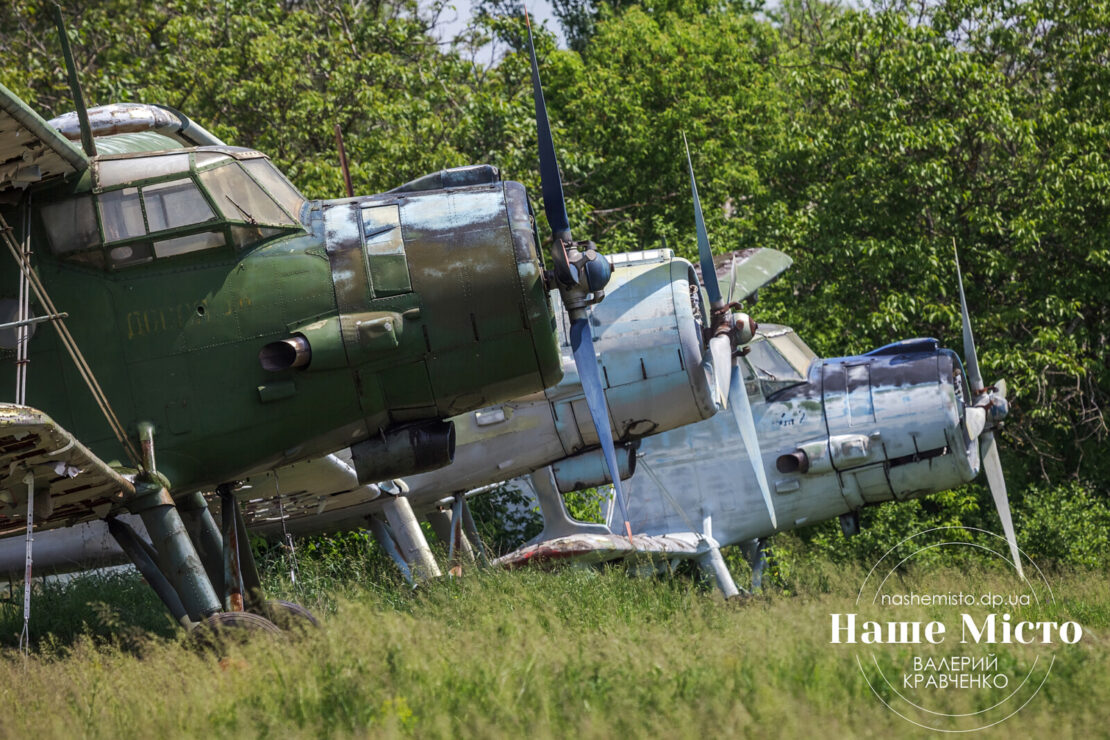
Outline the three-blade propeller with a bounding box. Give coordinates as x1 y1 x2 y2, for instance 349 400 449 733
954 246 1024 580
524 14 632 538
683 135 777 529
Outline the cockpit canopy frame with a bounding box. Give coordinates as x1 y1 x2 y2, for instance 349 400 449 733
38 146 306 271
741 324 817 398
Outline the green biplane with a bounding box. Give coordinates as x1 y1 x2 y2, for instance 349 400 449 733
0 12 619 634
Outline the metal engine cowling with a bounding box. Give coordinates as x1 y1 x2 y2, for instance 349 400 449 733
546 249 717 454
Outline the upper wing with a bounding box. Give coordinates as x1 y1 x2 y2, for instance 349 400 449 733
0 83 88 193
0 404 133 537
693 248 793 304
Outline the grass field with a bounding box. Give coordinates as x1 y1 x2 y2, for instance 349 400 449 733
0 548 1106 739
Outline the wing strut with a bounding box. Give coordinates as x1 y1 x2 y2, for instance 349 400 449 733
53 5 97 157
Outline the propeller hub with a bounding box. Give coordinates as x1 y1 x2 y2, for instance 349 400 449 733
985 388 1009 424
708 304 757 351
560 242 611 312
580 248 612 293
732 312 756 346
969 383 1009 428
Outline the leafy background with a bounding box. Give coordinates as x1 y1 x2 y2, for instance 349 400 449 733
1 0 1107 568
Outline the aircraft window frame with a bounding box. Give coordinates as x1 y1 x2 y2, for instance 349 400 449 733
41 194 99 255
742 333 809 397
197 161 297 232
142 178 216 232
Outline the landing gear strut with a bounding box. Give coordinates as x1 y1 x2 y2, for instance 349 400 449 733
368 486 488 584
106 424 316 635
366 485 441 585
426 494 487 575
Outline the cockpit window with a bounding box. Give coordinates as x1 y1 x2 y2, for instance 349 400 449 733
741 327 815 397
41 194 99 253
109 243 153 268
198 162 296 228
99 187 146 241
142 179 215 231
769 330 817 375
153 230 225 258
241 158 305 221
45 148 304 270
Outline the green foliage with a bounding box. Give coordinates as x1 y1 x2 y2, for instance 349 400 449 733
0 570 175 650
466 483 544 554
562 484 609 523
2 0 1107 560
0 0 490 198
1016 481 1110 569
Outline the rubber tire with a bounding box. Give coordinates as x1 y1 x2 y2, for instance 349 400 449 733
192 610 283 650
258 599 320 631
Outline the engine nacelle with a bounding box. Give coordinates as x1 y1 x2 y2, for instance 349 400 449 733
551 444 637 493
767 342 979 514
547 249 717 453
350 420 456 483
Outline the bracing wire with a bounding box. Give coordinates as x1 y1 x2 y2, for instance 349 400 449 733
0 215 141 466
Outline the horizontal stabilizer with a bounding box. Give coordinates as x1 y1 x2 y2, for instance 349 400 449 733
0 404 133 537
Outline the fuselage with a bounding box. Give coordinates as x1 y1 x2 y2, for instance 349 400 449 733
241 248 719 536
1 130 561 495
626 335 981 547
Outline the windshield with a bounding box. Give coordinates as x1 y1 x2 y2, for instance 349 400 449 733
241 158 305 220
741 326 814 397
198 162 296 229
44 150 305 269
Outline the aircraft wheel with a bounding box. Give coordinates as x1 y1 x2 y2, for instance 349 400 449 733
257 599 320 632
192 611 283 649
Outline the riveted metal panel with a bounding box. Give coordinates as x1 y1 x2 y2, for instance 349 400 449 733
323 202 372 355
362 204 411 296
845 363 875 426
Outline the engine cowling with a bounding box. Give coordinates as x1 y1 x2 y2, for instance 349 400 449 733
546 249 717 454
769 343 978 510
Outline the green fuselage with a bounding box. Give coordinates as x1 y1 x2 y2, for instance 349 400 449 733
1 144 561 493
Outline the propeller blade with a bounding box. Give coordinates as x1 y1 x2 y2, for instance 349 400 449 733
953 243 983 393
524 12 571 244
683 133 722 307
965 406 988 441
708 334 733 409
728 362 777 529
980 430 1025 580
523 12 626 538
570 317 633 536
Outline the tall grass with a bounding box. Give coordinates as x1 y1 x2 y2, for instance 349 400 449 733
0 554 1106 738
